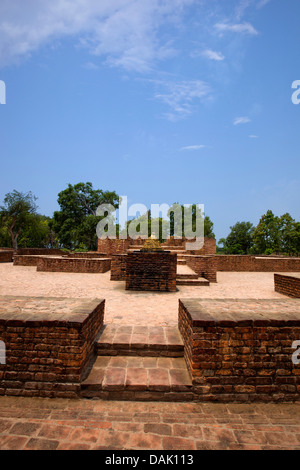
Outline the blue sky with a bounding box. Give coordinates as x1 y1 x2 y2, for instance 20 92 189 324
0 0 299 241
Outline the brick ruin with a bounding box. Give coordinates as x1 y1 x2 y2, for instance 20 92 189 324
275 274 300 298
0 250 13 263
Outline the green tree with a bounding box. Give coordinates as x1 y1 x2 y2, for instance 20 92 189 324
253 210 281 254
18 214 53 248
219 221 255 254
168 204 215 239
0 190 38 251
52 182 119 250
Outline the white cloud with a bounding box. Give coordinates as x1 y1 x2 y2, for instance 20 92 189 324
234 116 251 125
0 0 195 71
180 145 206 151
201 49 225 61
215 22 259 36
151 79 211 120
249 134 259 138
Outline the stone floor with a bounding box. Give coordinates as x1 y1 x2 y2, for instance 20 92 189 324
0 397 299 450
1 264 300 450
0 265 287 326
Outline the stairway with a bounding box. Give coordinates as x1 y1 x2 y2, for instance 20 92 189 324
80 326 193 401
176 265 210 287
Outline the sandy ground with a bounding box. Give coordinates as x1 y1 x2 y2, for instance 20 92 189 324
0 264 287 326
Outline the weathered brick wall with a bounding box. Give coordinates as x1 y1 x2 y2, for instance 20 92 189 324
37 257 111 273
184 256 217 283
0 298 105 398
179 299 300 403
111 254 127 281
17 248 65 256
13 255 42 266
216 255 300 272
126 252 177 292
97 239 131 255
275 274 300 298
67 252 107 259
0 250 13 263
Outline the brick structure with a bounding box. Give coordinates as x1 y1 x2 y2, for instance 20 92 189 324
16 248 65 256
0 250 13 263
126 252 177 292
67 252 107 259
216 255 300 272
98 237 217 256
110 254 127 281
275 274 300 298
0 296 105 398
179 298 300 403
14 255 42 267
37 257 111 273
184 255 217 283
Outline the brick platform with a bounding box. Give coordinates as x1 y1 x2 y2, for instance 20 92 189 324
275 274 300 298
0 251 13 263
126 252 177 292
37 257 111 273
179 298 300 403
14 255 43 266
0 296 105 398
216 255 300 272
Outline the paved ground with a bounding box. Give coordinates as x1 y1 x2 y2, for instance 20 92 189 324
0 265 286 326
0 397 300 450
0 264 299 451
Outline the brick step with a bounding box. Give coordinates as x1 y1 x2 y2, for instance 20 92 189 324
81 356 193 401
176 273 199 280
177 260 187 265
176 278 210 286
96 325 184 357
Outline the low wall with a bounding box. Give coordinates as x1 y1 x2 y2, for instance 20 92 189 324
0 296 105 398
37 257 111 273
97 239 131 255
67 252 107 259
14 255 43 267
17 248 65 256
111 254 127 281
126 252 177 292
0 250 13 263
275 274 300 298
216 255 300 272
184 255 217 283
179 298 300 403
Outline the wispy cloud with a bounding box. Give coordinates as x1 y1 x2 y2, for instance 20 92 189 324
151 79 212 121
249 134 259 138
234 116 251 125
201 49 225 61
180 145 207 151
215 22 259 36
0 0 195 71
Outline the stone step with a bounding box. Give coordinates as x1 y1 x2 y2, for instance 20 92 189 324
81 356 193 401
176 273 199 280
96 325 184 357
176 278 210 286
177 260 187 265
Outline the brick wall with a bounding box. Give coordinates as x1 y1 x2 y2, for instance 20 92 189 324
13 255 43 267
0 250 13 263
67 252 107 258
126 252 177 292
17 248 65 256
179 299 300 403
184 256 217 283
37 257 111 273
111 254 127 281
275 274 300 298
216 255 300 272
0 297 105 398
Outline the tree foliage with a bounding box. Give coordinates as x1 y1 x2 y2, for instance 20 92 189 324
219 222 255 254
52 182 119 250
0 190 38 251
